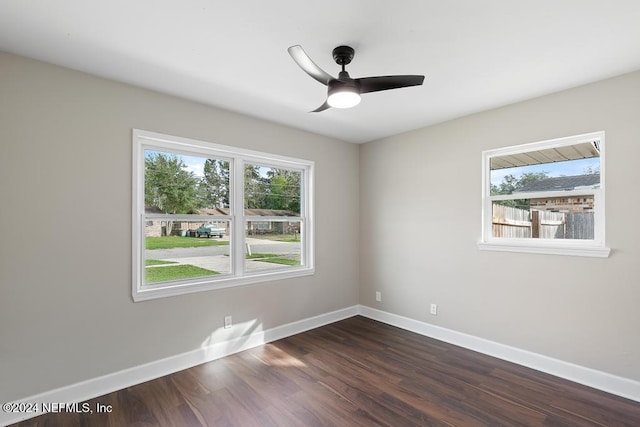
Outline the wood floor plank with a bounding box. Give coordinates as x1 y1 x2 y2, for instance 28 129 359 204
12 316 640 426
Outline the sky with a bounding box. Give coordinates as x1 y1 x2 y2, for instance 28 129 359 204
181 154 206 178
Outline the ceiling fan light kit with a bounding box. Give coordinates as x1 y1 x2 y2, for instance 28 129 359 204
288 44 425 112
327 79 361 108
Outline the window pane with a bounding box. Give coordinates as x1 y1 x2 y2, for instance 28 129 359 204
492 201 594 239
145 220 231 284
244 164 301 215
245 220 302 273
490 140 599 241
145 149 230 213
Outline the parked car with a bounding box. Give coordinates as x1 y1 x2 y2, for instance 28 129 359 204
196 224 225 238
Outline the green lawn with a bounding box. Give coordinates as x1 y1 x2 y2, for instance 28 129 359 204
145 259 178 266
146 236 229 250
145 264 219 283
246 253 300 266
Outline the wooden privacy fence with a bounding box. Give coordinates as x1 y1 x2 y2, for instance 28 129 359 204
492 204 594 240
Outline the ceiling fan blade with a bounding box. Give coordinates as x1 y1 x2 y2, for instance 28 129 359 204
288 45 335 86
356 75 425 94
311 100 331 113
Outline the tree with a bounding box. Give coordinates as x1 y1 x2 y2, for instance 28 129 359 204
491 172 549 196
265 169 301 212
243 165 301 212
491 171 549 209
244 164 265 209
145 153 200 214
201 159 230 208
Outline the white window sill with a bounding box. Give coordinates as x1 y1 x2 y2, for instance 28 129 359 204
478 241 611 258
133 267 315 302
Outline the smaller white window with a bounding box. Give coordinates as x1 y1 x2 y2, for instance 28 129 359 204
479 131 610 257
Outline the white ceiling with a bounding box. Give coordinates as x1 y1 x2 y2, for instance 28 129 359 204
1 1 639 144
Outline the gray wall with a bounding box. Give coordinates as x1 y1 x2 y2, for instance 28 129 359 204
0 52 360 401
360 70 640 381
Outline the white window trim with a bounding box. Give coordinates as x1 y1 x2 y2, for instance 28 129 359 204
132 129 315 301
478 131 610 258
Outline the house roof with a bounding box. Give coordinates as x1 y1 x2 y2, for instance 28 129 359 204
198 207 229 216
516 174 600 193
146 206 297 216
199 208 299 217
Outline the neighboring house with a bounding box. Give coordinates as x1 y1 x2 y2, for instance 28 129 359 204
145 206 299 237
242 208 301 235
144 206 164 237
516 173 600 213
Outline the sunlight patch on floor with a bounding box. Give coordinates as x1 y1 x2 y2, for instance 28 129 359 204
252 344 307 368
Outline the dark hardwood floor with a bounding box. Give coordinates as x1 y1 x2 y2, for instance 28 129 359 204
13 316 640 426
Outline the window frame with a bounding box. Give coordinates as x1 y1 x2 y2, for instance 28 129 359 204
478 131 610 258
132 129 315 301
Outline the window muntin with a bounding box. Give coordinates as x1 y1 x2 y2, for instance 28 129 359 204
133 130 314 301
480 132 609 257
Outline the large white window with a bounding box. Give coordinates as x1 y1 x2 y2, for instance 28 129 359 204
132 129 314 301
479 131 610 257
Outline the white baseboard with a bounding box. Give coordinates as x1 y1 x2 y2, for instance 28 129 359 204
0 305 359 426
357 305 640 403
4 303 638 426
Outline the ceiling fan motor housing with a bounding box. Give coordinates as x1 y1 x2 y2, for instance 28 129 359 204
332 45 355 66
329 76 359 92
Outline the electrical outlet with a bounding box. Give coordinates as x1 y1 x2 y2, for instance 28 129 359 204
375 291 382 302
430 304 438 316
224 315 232 329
